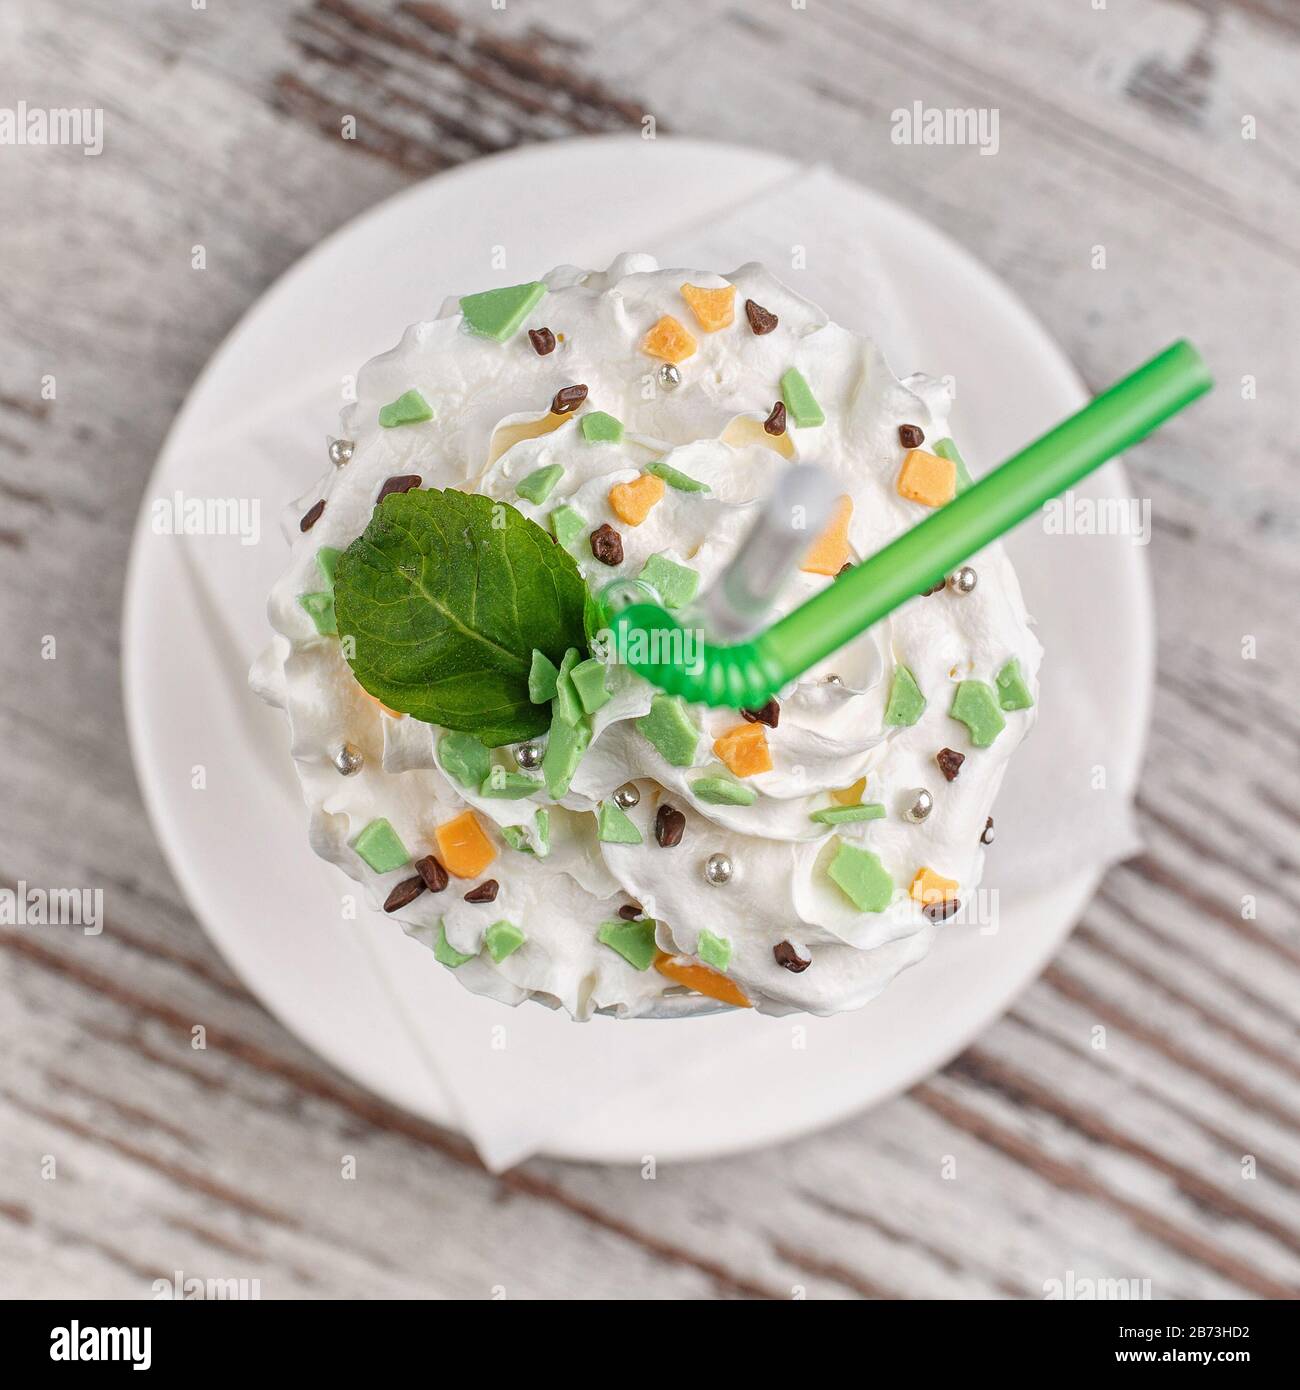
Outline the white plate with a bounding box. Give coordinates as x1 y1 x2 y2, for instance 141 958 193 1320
122 137 1152 1164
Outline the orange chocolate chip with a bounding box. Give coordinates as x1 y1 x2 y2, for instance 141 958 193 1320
800 494 853 576
608 473 665 526
680 283 736 333
641 314 698 364
434 811 496 879
909 866 959 905
655 951 751 1008
897 449 957 508
713 721 773 778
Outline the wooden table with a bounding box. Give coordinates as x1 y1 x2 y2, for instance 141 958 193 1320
3 0 1297 1299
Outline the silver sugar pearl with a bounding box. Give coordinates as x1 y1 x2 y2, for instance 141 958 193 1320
333 743 364 776
948 566 978 594
513 742 543 770
704 852 733 886
903 787 933 823
657 363 682 391
328 437 355 467
613 782 640 810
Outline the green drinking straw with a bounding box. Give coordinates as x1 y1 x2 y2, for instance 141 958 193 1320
607 340 1211 708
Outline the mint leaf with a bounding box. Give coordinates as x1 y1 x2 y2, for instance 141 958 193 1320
333 489 590 746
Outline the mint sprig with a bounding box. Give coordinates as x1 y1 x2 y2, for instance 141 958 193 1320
334 489 591 746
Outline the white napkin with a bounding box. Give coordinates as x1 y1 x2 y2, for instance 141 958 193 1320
169 167 1138 1169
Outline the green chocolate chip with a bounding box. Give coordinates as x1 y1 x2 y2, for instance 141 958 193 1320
933 437 974 494
950 680 1007 747
696 929 732 972
569 657 611 714
580 410 624 444
638 553 699 610
636 694 700 767
299 591 337 636
691 775 757 807
598 918 658 971
459 281 546 342
647 461 710 494
995 658 1034 711
502 810 550 856
549 503 588 551
434 922 475 968
542 711 590 799
884 664 926 726
528 648 560 704
597 800 643 844
480 769 542 799
516 464 564 506
484 920 526 963
810 803 887 825
780 368 825 428
316 546 343 586
439 731 491 789
353 818 410 873
552 647 584 725
827 840 894 912
378 388 433 428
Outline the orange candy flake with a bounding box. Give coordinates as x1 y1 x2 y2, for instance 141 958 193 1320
655 952 751 1008
680 283 736 332
713 721 773 778
897 449 957 508
608 472 665 526
641 314 698 364
434 811 496 879
800 494 853 576
910 867 959 905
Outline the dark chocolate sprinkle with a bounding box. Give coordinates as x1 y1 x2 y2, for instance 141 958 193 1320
773 941 810 972
654 804 686 848
550 383 588 415
464 879 499 903
898 423 925 448
980 816 995 846
745 299 778 335
528 327 556 356
299 499 325 532
763 400 787 436
618 903 644 921
590 522 624 566
383 875 426 913
923 898 961 923
936 748 965 782
414 855 449 893
377 474 421 503
741 698 780 729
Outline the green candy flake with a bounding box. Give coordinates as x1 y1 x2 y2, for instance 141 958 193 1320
378 388 433 428
580 411 624 444
696 929 732 972
884 664 926 726
502 809 550 856
549 503 588 551
691 775 757 807
516 464 564 506
299 591 337 636
316 546 343 586
598 918 658 971
439 730 491 789
647 461 710 494
459 280 546 342
995 658 1034 711
638 553 699 610
933 437 974 494
484 920 526 963
950 680 1007 746
780 367 825 428
434 922 475 968
552 646 584 725
597 800 643 844
542 710 590 799
570 657 611 714
636 694 700 767
827 840 894 913
353 818 410 873
528 648 560 704
479 769 542 799
810 803 887 825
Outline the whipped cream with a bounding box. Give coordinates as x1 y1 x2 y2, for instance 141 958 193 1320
252 254 1041 1018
